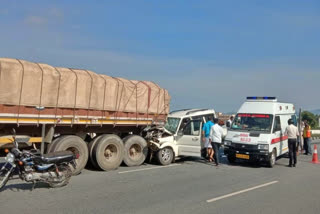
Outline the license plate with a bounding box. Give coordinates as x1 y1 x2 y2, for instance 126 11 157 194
236 154 250 160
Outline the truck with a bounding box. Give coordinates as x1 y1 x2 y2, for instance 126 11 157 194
0 58 171 174
224 96 296 167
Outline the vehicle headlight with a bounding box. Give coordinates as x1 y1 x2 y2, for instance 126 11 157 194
257 144 269 150
224 140 232 146
5 153 15 163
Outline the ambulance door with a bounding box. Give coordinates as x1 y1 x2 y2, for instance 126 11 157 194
280 115 290 154
272 115 282 157
176 120 202 157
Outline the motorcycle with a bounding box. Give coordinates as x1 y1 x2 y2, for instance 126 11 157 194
0 130 78 191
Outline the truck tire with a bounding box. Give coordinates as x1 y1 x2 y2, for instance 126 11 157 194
88 135 104 169
92 134 124 171
51 135 89 175
267 149 276 168
123 135 148 167
47 135 68 153
157 147 174 166
227 154 236 164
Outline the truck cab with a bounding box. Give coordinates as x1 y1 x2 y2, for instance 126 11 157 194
224 97 297 167
148 109 216 165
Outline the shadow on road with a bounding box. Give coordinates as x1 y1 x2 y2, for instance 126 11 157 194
1 181 52 192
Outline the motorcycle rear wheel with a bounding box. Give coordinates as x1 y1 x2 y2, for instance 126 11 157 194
48 165 72 188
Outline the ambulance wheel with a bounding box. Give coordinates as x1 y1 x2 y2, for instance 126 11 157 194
267 149 276 168
227 154 236 164
157 147 174 166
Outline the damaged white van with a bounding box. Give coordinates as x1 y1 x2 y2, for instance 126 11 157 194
145 109 217 165
224 97 297 167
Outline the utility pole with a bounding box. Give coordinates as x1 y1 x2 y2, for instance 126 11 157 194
298 108 303 153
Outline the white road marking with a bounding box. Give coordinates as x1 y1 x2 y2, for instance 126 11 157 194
206 180 279 203
118 164 182 174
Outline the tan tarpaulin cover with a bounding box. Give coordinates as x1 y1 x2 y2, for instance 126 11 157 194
0 58 170 115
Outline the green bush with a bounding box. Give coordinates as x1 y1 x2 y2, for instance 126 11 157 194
302 111 318 128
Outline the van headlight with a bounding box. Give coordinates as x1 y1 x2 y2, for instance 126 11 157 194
5 153 15 163
224 141 232 146
257 144 269 150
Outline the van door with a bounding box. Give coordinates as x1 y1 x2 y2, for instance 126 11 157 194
176 120 202 157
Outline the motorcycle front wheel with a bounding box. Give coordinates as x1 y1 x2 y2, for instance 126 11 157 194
0 163 13 191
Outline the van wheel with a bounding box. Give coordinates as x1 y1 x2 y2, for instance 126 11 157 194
123 135 148 167
157 147 174 166
227 154 236 164
267 149 276 168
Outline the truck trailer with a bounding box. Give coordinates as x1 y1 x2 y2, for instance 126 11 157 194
0 58 170 174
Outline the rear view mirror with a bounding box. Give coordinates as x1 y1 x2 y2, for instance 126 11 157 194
12 128 18 148
178 129 183 136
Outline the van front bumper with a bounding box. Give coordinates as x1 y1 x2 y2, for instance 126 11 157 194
224 146 270 162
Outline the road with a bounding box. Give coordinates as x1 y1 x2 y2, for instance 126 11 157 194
1 145 320 214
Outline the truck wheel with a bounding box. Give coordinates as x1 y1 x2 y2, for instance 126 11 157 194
267 149 276 168
227 154 236 164
92 135 124 171
47 136 67 153
123 135 148 167
88 135 104 169
51 135 89 175
157 147 174 166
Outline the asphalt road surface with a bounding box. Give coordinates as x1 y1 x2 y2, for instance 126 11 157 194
1 145 320 214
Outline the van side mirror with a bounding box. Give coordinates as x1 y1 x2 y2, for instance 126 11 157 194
178 129 183 136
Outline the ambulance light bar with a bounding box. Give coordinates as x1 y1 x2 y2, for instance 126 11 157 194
246 96 277 100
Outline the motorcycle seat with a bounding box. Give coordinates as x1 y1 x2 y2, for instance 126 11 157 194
35 151 75 164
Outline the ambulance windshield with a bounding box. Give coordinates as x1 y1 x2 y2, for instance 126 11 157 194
231 114 274 133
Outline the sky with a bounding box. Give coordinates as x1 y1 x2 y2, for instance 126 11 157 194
0 0 319 113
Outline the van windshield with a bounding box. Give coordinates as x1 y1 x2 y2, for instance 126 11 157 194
230 114 274 133
164 117 181 134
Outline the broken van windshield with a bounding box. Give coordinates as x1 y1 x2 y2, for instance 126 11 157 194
231 114 273 133
164 117 181 134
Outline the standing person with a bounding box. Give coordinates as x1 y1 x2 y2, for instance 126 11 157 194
210 118 224 166
299 121 305 153
284 119 299 167
202 117 214 162
303 121 312 155
226 116 234 128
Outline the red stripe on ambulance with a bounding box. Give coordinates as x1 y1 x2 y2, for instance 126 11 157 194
271 135 288 144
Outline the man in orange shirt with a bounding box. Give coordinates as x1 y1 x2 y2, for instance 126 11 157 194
303 121 312 155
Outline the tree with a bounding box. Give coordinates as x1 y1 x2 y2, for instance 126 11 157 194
301 111 318 128
316 114 320 128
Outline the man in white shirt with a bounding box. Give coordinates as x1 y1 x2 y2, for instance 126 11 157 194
284 119 299 167
226 116 234 128
209 118 224 166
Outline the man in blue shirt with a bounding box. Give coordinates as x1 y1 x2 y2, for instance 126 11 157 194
202 117 214 161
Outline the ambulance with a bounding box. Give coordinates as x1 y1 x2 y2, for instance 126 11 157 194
224 97 297 167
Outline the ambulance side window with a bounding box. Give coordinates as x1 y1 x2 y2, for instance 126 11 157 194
273 116 281 133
